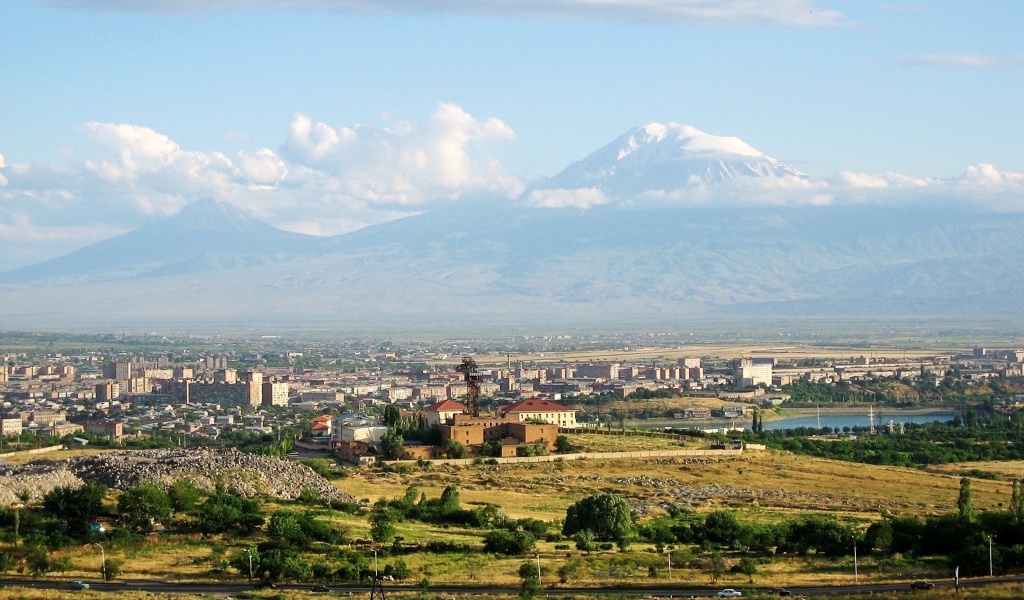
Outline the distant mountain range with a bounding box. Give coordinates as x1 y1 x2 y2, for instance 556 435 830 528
1 125 1021 329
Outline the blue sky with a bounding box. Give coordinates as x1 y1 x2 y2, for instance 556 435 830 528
0 0 1022 266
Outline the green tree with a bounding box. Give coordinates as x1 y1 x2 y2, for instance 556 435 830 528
705 551 727 583
555 435 573 453
438 485 461 514
562 493 634 541
27 547 50 577
380 432 404 461
117 483 172 533
1012 480 1024 522
483 529 536 555
958 477 975 522
573 530 595 554
103 558 123 581
443 439 467 459
0 552 15 575
518 560 542 599
257 547 310 582
195 490 264 534
51 554 73 575
168 479 201 514
369 510 396 544
737 556 758 583
42 481 108 534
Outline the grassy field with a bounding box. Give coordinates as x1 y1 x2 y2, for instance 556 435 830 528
4 440 1019 592
336 441 1011 517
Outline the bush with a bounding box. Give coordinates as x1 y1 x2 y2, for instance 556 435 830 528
483 530 536 555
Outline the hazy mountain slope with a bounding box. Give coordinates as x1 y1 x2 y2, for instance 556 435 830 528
1 124 1021 329
0 198 329 284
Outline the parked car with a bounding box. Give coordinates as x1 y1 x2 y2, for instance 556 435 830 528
718 590 743 598
311 586 333 592
910 581 936 590
68 581 91 590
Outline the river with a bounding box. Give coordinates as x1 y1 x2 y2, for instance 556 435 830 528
762 411 957 431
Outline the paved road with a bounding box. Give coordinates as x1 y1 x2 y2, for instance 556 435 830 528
3 576 1024 596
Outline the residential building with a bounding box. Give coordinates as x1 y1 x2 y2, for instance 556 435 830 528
425 399 469 426
263 381 290 406
735 358 773 388
499 398 578 427
1 416 22 437
85 419 123 442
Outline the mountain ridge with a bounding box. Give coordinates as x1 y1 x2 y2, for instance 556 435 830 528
0 125 1020 328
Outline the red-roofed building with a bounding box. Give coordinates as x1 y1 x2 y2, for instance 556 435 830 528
425 399 469 426
310 413 333 436
500 398 578 428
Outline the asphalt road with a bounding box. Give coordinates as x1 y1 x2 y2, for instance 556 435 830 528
3 575 1024 596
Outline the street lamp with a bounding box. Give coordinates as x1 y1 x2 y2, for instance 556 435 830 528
987 534 995 577
242 548 253 582
95 543 106 581
667 551 672 578
535 551 542 584
853 537 859 584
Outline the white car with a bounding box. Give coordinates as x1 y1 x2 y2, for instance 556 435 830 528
718 590 743 598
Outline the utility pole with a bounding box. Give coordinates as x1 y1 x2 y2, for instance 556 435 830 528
536 551 542 583
667 552 672 578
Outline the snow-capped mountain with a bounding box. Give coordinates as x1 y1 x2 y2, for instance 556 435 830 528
537 123 806 195
1 128 1021 329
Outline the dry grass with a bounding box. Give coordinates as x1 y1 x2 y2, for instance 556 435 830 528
335 449 1011 520
926 461 1024 480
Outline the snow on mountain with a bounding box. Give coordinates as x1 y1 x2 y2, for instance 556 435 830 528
537 123 806 196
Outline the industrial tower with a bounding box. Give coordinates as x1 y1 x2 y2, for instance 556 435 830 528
457 355 482 417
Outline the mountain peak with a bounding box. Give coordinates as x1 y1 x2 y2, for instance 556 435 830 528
165 197 263 232
538 123 806 196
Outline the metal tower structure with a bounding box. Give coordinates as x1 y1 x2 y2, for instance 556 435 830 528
369 575 387 600
457 356 482 417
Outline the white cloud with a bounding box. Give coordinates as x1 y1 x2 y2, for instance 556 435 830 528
44 0 848 27
0 103 520 265
531 165 1024 212
522 187 611 209
903 54 1024 69
281 103 522 206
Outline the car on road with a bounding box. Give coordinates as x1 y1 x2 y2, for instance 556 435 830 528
254 581 277 589
68 581 91 590
771 589 793 596
910 580 936 590
311 586 333 592
718 590 743 598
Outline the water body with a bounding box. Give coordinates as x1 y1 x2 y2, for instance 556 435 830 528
763 412 957 431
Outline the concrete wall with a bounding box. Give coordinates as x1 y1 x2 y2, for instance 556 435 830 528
0 444 65 459
383 447 742 467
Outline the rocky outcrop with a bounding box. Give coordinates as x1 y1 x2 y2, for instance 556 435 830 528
0 448 357 503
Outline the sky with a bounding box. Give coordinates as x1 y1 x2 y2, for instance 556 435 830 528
0 0 1022 268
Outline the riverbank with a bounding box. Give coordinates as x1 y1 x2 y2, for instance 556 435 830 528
623 404 959 430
